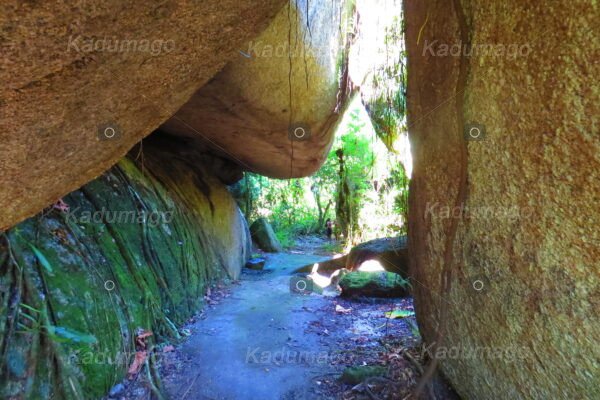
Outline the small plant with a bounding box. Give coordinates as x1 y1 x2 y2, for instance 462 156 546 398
16 303 97 344
235 96 410 248
275 229 296 249
321 241 343 253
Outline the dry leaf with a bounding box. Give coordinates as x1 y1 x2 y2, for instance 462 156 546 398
163 345 175 353
135 330 153 348
127 351 147 377
53 199 70 212
335 304 352 314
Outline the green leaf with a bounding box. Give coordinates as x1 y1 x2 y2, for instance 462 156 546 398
16 322 36 333
47 326 97 344
29 244 53 273
406 320 421 338
384 309 415 319
19 303 41 313
19 312 38 324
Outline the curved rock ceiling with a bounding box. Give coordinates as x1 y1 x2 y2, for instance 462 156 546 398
161 0 351 178
0 0 286 229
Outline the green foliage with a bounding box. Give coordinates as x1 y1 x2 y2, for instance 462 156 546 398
28 243 53 273
365 15 407 151
384 309 415 319
274 229 296 249
235 96 410 248
320 241 344 253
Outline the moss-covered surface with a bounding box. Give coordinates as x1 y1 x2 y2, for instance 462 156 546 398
339 271 410 298
340 365 387 385
0 155 250 399
349 0 406 152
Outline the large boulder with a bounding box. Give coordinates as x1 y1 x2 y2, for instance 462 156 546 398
249 217 283 252
293 237 408 276
0 0 286 230
345 236 409 277
294 255 348 274
339 271 410 298
245 257 266 271
161 0 354 178
0 145 251 398
405 0 599 399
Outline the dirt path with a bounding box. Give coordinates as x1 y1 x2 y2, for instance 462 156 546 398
162 253 330 399
157 250 427 400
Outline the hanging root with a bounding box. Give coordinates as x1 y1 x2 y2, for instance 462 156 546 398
145 347 165 400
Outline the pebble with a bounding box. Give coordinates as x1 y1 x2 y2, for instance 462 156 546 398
108 383 125 398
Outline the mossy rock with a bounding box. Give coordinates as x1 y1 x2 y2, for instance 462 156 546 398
340 365 387 385
339 271 410 298
245 258 266 270
249 218 283 253
0 151 250 399
346 236 409 278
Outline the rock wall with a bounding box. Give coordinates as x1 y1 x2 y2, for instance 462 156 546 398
161 0 353 178
405 0 599 399
0 148 251 399
0 0 286 230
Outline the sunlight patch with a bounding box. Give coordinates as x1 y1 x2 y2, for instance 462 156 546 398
309 263 332 288
357 259 385 272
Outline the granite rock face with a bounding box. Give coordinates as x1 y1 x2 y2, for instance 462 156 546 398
0 145 251 398
0 0 286 230
405 0 599 398
161 0 353 178
345 236 409 277
250 217 283 253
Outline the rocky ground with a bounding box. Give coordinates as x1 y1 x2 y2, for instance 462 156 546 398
109 241 457 400
289 235 343 256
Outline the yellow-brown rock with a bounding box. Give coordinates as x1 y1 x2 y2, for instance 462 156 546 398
405 0 599 398
161 0 352 178
0 0 286 230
